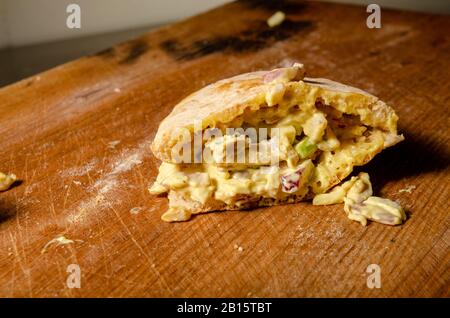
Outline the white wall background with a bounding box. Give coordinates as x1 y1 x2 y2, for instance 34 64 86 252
0 0 449 49
0 0 231 48
322 0 450 14
0 1 10 47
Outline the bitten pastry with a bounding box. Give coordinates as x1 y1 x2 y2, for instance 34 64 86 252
149 64 404 224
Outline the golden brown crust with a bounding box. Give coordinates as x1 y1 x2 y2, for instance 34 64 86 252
151 71 268 162
167 190 307 217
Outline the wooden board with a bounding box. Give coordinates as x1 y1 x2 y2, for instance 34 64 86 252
0 0 449 297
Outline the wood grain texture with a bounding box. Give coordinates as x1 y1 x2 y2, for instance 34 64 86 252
0 0 449 297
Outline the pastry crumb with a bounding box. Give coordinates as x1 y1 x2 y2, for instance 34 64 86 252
107 140 121 149
0 172 17 191
41 235 82 254
267 11 285 27
130 207 143 214
398 185 416 194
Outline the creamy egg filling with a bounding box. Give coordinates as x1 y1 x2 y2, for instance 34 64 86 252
151 159 315 204
313 172 406 226
150 99 381 208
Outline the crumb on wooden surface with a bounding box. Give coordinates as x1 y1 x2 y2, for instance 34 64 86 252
0 172 16 191
130 207 143 214
398 185 416 194
41 235 83 254
108 140 121 149
267 11 285 28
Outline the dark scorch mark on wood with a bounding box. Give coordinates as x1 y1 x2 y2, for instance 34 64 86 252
94 47 115 58
119 40 150 64
24 79 34 87
161 19 314 61
240 0 307 13
93 40 150 64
